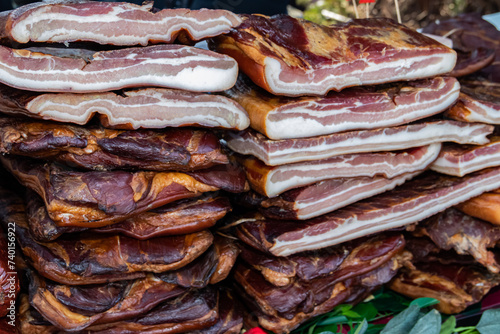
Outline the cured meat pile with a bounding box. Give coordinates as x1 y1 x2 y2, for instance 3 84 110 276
208 12 500 333
0 1 250 333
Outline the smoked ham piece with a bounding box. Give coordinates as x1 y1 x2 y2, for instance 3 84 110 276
0 155 247 228
234 168 500 256
449 48 495 77
0 44 238 93
414 208 500 273
209 15 456 96
430 137 500 176
456 189 500 225
0 85 250 130
226 120 492 166
240 144 440 197
0 117 230 171
225 76 459 139
26 190 231 242
238 172 419 220
444 81 500 124
19 288 219 334
0 1 241 46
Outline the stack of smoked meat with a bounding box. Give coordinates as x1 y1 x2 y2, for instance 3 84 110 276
0 1 251 333
386 13 500 315
208 12 500 333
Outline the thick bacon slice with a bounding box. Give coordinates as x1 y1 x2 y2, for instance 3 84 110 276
415 208 500 273
0 1 241 45
226 120 492 166
430 137 500 176
456 188 500 225
444 81 500 124
0 117 230 171
0 44 238 93
1 155 247 228
210 15 456 96
0 85 249 130
225 76 459 139
240 172 419 220
240 144 440 197
234 168 500 256
26 190 231 242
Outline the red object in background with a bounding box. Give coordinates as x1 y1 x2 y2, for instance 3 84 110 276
246 328 268 334
359 0 376 3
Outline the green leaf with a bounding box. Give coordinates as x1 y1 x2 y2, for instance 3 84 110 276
371 291 411 313
352 303 378 321
408 309 441 334
476 308 500 334
352 319 368 334
380 304 421 334
409 298 440 309
440 316 456 334
317 315 349 326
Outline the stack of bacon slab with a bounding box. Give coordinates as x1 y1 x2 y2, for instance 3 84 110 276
207 13 500 332
384 14 500 314
0 1 250 333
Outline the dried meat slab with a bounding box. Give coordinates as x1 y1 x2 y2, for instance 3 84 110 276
240 144 440 197
450 48 495 77
0 43 238 93
240 172 419 220
226 120 492 166
1 155 247 228
0 85 249 130
234 168 500 256
26 189 230 242
0 1 241 45
239 234 405 287
0 117 230 171
19 288 218 334
456 188 500 225
444 80 500 124
430 137 500 177
415 208 500 273
225 75 459 139
209 15 456 96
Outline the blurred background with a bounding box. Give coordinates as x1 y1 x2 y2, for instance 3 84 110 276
3 0 500 29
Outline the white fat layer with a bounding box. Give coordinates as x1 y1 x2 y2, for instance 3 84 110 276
295 172 419 220
265 81 460 139
263 53 457 96
0 57 238 93
227 122 491 165
264 143 441 197
271 169 500 256
11 5 236 44
430 151 500 177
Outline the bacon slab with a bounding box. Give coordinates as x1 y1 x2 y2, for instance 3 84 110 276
415 208 500 273
0 44 238 93
210 15 456 96
0 85 250 130
226 120 492 166
234 168 500 256
456 188 500 225
444 81 500 124
0 117 230 171
240 172 419 220
26 190 231 242
430 137 500 176
450 48 495 77
0 1 241 45
240 144 440 197
1 155 247 228
225 76 459 139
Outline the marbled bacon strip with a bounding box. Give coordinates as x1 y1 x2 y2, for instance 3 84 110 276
234 167 500 257
225 76 459 139
430 137 500 177
210 15 456 96
240 144 440 197
0 1 242 45
0 44 238 93
0 85 249 130
226 120 492 166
